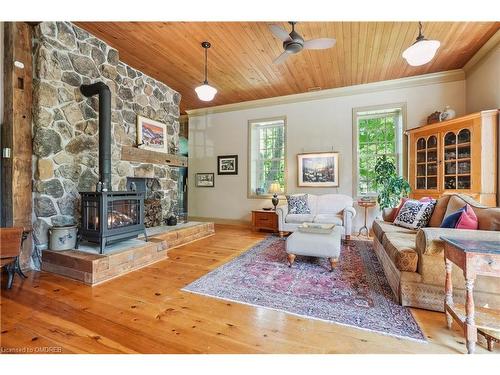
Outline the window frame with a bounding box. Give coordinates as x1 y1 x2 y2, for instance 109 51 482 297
247 116 287 199
352 103 407 198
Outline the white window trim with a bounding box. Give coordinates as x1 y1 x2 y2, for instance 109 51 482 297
352 103 407 199
247 116 287 199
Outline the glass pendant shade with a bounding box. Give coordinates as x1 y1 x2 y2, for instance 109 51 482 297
402 39 440 66
195 82 217 101
195 41 217 102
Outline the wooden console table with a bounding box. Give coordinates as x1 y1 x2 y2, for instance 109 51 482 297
441 237 500 354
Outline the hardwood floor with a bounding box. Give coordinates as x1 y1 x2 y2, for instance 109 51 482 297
1 225 498 354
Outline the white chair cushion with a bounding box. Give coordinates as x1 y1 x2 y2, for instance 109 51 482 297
316 194 353 214
312 214 343 225
307 194 318 215
285 214 315 224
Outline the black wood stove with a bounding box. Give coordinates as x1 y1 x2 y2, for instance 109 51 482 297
78 82 147 253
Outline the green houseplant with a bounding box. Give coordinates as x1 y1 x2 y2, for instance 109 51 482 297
374 155 411 210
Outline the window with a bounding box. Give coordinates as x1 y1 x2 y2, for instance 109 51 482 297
353 105 405 197
248 117 286 197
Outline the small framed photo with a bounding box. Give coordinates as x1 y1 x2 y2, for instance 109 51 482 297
217 155 238 175
297 152 339 187
137 115 168 153
195 173 215 187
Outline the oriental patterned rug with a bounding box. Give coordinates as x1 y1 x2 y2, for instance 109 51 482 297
182 237 426 342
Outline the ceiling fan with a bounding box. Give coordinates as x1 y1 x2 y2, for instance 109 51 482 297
269 22 336 64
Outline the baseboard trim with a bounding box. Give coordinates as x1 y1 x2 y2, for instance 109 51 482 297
189 216 251 228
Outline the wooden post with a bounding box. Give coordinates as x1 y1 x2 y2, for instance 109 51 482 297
1 22 33 269
444 258 454 328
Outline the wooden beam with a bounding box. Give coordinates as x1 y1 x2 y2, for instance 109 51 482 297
1 22 33 269
121 146 188 167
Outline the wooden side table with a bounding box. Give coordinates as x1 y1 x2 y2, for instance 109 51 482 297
357 200 376 237
441 237 500 354
251 210 278 233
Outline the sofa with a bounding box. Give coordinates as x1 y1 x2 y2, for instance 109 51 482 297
276 194 356 239
373 193 500 312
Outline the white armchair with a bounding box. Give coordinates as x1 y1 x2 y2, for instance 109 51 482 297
276 193 356 239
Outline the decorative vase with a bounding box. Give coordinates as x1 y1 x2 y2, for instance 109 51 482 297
271 194 279 210
49 225 78 251
439 105 456 121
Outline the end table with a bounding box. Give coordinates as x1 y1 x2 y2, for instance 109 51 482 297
357 200 376 237
441 237 500 354
251 209 278 234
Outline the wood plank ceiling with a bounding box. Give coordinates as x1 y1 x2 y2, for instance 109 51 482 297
76 22 499 113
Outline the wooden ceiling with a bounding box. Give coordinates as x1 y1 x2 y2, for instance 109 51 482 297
76 22 499 113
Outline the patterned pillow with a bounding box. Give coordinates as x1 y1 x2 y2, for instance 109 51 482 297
393 199 437 229
286 194 310 214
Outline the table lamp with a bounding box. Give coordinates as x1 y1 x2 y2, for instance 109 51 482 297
268 182 281 210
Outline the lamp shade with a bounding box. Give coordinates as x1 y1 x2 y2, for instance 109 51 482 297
402 39 440 66
195 83 217 101
268 182 282 195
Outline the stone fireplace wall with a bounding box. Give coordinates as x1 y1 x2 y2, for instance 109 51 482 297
31 22 181 264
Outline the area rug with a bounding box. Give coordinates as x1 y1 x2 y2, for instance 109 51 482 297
182 237 426 342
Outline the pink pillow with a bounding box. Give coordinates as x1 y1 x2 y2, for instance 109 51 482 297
456 204 479 230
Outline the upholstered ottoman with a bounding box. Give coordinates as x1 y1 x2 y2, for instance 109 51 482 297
285 226 342 271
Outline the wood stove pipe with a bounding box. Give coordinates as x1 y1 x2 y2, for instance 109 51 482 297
80 82 112 191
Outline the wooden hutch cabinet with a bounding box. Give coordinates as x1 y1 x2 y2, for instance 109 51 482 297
407 110 498 206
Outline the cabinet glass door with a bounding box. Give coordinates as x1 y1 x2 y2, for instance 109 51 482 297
415 135 438 190
443 128 471 190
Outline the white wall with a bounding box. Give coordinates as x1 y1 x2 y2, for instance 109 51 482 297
465 41 500 205
188 78 466 230
465 44 500 113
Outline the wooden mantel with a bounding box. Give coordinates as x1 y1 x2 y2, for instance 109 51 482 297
121 146 188 167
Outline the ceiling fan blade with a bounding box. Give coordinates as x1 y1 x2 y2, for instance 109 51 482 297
303 38 336 50
273 51 289 65
269 24 291 42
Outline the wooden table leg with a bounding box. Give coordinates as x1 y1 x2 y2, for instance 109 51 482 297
464 277 477 354
444 258 454 329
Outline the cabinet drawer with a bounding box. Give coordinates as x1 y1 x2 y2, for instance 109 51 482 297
253 211 277 231
255 217 273 226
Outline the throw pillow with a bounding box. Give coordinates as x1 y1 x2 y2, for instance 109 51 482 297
390 197 433 222
393 199 437 229
457 204 479 229
286 194 310 214
440 204 479 229
389 197 408 222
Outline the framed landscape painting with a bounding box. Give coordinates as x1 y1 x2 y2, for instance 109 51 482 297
217 155 238 175
195 173 215 187
297 152 339 187
137 115 168 153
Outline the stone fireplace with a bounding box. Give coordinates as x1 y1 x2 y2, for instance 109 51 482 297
30 22 182 263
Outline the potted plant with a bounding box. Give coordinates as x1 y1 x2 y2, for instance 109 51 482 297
374 155 411 211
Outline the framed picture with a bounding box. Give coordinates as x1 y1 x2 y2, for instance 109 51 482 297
195 173 215 187
217 155 238 175
136 115 168 153
297 152 339 187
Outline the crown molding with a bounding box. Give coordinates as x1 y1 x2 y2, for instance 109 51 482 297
463 29 500 74
186 69 465 117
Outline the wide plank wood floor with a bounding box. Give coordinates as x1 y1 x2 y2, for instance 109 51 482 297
1 224 498 354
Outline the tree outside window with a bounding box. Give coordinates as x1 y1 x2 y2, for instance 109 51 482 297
249 118 286 197
354 106 404 197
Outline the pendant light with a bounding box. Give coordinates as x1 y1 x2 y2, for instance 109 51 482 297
195 41 217 101
402 22 440 66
